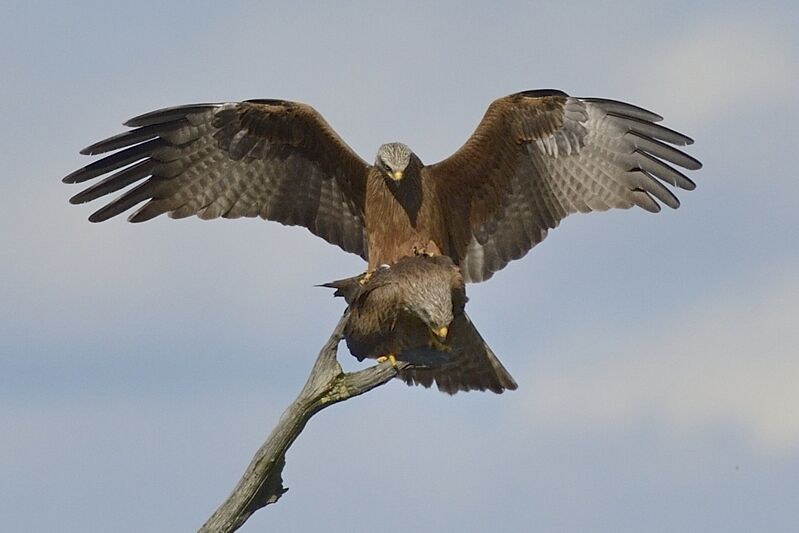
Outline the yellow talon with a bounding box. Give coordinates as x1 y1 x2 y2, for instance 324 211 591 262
412 245 435 257
358 270 374 286
376 354 397 366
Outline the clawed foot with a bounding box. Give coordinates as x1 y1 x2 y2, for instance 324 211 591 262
358 270 374 285
412 244 435 257
376 354 398 366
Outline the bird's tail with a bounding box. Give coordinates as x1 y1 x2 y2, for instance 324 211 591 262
398 312 518 395
317 274 365 305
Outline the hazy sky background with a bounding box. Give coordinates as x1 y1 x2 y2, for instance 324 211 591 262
2 1 798 531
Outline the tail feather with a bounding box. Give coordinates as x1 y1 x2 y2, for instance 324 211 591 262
317 275 364 304
398 312 517 395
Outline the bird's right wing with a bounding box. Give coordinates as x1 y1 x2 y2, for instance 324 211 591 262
399 312 517 394
64 99 371 258
429 90 701 282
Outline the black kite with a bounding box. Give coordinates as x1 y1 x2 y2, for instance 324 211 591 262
322 255 517 394
64 89 701 282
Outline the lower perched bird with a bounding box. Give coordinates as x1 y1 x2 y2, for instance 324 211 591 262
321 255 517 394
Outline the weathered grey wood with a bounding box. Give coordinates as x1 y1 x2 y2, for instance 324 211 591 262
198 311 408 533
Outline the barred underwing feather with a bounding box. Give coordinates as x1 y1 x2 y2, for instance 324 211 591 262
65 100 370 258
428 90 701 282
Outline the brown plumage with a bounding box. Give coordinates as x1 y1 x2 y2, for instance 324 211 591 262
64 89 701 282
321 255 517 394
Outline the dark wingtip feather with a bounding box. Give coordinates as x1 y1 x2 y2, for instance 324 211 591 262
517 88 570 99
585 98 664 122
612 113 695 147
124 103 217 127
67 160 154 205
69 192 87 205
86 182 152 222
625 131 702 171
79 122 178 155
127 203 164 223
62 170 81 184
244 98 296 106
634 150 697 191
681 154 701 171
63 138 164 184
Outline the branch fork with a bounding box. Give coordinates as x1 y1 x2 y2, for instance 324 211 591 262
198 311 408 533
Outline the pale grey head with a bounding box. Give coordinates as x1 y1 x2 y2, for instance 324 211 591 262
403 276 454 340
375 142 413 181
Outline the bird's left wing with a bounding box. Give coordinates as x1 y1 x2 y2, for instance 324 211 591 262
428 90 702 282
64 99 370 258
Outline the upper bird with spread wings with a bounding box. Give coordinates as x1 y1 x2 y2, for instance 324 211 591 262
64 89 700 282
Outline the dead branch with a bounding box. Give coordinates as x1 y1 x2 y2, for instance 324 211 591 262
198 310 409 533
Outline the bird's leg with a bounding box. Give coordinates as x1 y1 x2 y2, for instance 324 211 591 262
376 354 398 366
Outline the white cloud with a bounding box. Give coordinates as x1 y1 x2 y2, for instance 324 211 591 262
520 264 799 454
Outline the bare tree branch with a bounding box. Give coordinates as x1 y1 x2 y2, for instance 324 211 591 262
198 310 409 533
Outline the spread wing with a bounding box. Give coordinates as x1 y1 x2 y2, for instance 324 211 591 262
64 99 371 257
428 89 702 282
398 312 517 395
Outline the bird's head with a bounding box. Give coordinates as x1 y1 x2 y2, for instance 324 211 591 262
422 305 452 343
406 282 454 343
376 142 413 182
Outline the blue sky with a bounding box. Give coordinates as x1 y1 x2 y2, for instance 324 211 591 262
2 1 798 531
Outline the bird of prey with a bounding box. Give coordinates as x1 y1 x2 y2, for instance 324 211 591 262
321 255 517 394
64 89 701 282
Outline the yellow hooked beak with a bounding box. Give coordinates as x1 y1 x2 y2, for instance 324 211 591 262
434 326 448 340
391 170 404 181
